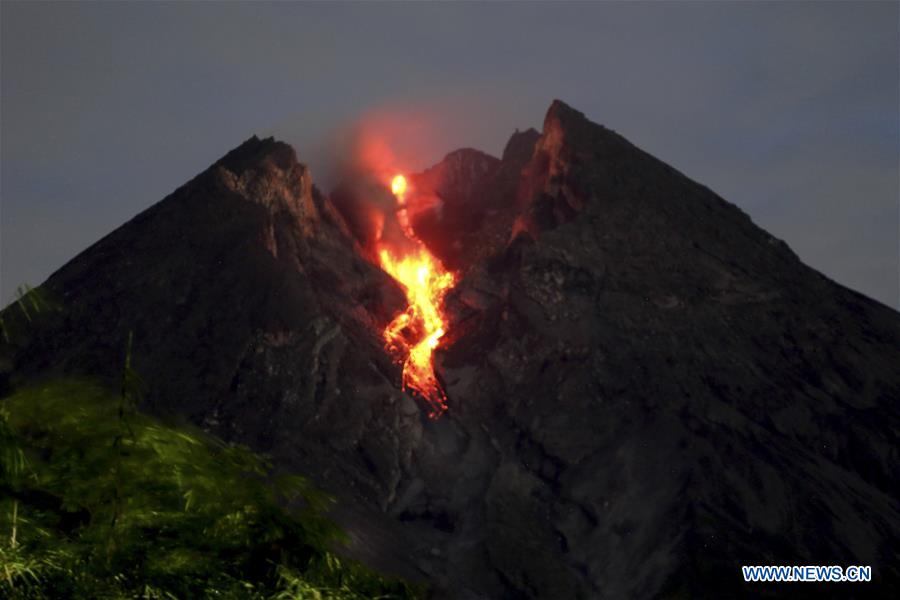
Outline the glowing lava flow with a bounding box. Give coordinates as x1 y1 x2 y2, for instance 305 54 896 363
379 174 455 418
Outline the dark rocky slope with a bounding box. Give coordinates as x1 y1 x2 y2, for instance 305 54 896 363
3 101 899 599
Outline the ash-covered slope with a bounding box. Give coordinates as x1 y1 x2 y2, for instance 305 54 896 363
3 101 900 599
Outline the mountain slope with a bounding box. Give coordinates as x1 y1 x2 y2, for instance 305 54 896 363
435 101 900 597
3 101 899 598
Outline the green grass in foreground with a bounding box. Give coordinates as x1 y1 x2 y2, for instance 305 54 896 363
0 379 422 599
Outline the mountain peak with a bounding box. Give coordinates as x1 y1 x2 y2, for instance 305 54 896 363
543 98 587 130
537 98 622 160
208 136 316 226
214 135 298 176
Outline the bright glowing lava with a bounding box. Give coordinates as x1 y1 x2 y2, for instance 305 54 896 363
391 173 408 197
379 174 455 418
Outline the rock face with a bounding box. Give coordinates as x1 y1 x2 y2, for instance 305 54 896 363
408 131 540 273
3 101 900 598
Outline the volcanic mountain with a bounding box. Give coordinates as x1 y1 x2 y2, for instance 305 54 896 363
3 100 899 598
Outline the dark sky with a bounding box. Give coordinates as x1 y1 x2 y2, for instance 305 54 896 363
2 2 897 308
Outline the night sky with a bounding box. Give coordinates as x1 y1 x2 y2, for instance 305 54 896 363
2 2 897 307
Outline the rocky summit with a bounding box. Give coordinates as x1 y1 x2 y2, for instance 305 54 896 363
3 100 899 599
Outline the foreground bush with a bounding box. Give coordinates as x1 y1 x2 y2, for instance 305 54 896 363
0 379 420 599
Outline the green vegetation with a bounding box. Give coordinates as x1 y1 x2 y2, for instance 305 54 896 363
0 378 421 599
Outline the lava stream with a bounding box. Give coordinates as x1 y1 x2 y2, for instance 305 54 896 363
378 175 455 418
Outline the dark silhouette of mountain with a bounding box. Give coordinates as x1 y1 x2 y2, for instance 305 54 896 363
3 100 898 599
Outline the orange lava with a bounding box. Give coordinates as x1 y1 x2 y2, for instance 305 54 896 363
378 175 455 418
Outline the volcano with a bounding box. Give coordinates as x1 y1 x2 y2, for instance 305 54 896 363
2 100 899 598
